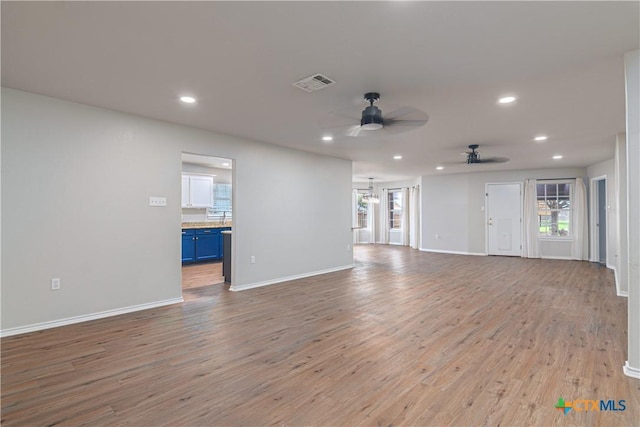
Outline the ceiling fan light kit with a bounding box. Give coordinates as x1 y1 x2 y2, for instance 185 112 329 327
361 92 383 130
467 144 481 164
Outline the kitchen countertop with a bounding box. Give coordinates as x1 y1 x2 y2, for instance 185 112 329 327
182 222 232 229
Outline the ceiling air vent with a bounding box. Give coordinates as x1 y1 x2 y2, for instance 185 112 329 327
292 73 335 93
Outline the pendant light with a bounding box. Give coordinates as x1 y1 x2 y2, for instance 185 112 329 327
362 178 380 204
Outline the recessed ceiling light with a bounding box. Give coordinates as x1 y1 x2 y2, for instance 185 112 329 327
393 155 403 160
436 166 444 170
553 155 563 160
180 96 196 104
498 96 516 104
222 162 230 167
322 136 333 141
534 135 548 142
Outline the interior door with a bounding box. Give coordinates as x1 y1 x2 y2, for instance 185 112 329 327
487 183 522 256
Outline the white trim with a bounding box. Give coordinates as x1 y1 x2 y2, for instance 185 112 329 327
608 265 628 297
229 264 354 292
539 255 574 260
419 248 486 256
623 361 640 379
538 236 573 242
0 297 184 338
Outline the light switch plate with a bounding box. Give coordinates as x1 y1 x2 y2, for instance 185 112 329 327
149 196 167 207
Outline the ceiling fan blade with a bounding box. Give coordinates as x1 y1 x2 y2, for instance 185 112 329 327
380 122 424 135
384 106 426 120
380 118 429 135
477 157 510 164
346 125 366 137
384 106 428 134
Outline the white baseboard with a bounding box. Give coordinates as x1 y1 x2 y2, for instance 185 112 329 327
623 361 640 379
230 264 354 292
0 297 184 338
541 255 574 260
419 248 486 256
607 265 628 297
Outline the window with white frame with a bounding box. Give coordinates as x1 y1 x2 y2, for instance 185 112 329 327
536 181 572 237
207 183 232 219
388 190 403 229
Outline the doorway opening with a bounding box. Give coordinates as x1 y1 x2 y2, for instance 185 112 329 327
181 153 233 291
590 176 607 265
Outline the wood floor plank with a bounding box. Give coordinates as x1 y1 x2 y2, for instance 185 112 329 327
2 245 639 426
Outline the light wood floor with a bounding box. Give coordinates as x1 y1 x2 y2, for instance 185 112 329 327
2 245 639 426
182 261 224 290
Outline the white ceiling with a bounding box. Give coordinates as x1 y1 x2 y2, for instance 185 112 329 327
2 1 638 182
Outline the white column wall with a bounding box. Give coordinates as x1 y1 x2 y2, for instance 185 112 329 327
624 49 640 379
615 135 628 296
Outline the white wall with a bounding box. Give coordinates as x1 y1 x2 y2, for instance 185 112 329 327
420 168 588 257
624 49 640 379
615 134 628 295
1 88 353 334
420 174 471 254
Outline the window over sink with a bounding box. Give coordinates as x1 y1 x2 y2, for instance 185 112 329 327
207 183 232 221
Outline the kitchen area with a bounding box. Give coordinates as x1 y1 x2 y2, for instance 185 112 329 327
181 154 233 289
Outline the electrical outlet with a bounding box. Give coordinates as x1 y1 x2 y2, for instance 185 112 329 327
250 256 256 264
51 278 61 290
149 196 167 207
347 244 351 251
435 234 441 239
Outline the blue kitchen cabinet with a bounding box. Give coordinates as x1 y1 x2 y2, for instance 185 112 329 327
182 227 231 264
195 228 221 261
181 229 196 263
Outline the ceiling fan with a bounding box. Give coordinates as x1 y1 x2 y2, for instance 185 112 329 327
454 144 510 165
322 92 429 137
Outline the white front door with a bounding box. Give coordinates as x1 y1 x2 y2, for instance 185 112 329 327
487 183 522 256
